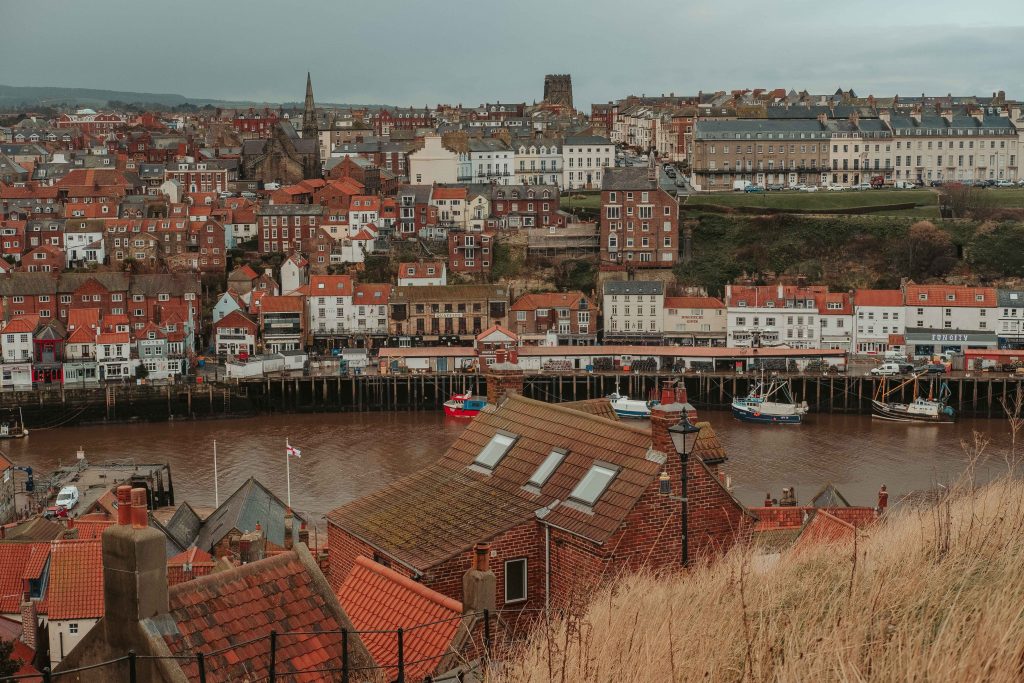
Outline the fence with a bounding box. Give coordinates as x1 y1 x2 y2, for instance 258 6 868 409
1 607 548 683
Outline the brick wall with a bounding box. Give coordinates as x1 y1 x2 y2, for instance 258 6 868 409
326 524 413 591
687 457 753 562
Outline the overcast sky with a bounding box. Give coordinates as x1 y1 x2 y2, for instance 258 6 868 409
4 0 1024 107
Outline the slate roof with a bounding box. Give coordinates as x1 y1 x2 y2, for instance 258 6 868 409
195 478 304 553
810 483 851 508
601 167 658 191
997 290 1024 308
5 517 64 542
0 273 57 297
0 542 51 612
339 555 463 681
328 394 661 569
602 280 663 296
158 546 373 682
163 502 203 551
46 539 104 620
129 273 200 297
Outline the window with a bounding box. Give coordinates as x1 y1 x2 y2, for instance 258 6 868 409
504 558 528 603
473 432 517 470
69 623 79 634
527 448 567 489
568 463 619 506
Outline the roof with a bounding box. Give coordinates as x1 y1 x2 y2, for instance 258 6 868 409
727 284 828 308
398 261 445 280
0 542 51 612
904 284 996 307
432 186 467 200
215 309 257 332
260 295 305 314
815 291 852 316
163 502 203 551
810 483 851 508
160 546 373 681
339 556 462 681
166 546 216 586
377 345 848 359
601 167 659 191
328 394 660 569
663 296 724 310
996 290 1024 308
512 291 586 311
46 539 104 620
854 289 903 307
1 316 39 335
310 274 353 296
391 284 508 304
603 280 664 296
353 283 391 305
195 478 303 553
793 510 857 551
5 517 64 542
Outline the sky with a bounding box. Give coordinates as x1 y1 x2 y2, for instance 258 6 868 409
4 0 1024 108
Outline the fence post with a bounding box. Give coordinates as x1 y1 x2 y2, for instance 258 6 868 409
128 650 137 683
197 651 207 683
269 631 277 682
396 627 405 683
483 609 492 659
341 628 350 683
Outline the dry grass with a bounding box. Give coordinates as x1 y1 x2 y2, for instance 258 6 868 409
495 464 1024 681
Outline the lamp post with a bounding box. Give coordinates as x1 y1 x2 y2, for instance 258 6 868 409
668 415 701 567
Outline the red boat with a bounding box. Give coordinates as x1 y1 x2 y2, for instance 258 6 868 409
443 392 487 418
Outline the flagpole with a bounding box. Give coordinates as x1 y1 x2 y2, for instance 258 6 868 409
213 439 219 507
286 438 292 508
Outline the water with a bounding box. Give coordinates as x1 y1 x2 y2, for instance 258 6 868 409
4 409 1015 528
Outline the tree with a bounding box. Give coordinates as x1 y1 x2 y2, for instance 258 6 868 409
898 221 957 280
940 183 994 219
0 639 22 678
135 364 150 380
968 222 1024 279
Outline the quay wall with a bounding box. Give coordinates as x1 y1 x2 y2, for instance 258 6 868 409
3 373 1020 428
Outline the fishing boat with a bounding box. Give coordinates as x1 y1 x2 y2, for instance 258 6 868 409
443 391 487 418
607 391 658 419
872 375 955 423
0 408 28 439
731 376 808 424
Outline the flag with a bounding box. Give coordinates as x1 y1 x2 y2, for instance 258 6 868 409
287 443 302 458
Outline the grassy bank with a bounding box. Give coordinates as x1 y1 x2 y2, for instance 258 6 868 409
686 188 938 211
498 473 1024 682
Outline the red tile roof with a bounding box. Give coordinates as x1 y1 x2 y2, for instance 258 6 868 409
793 510 856 551
432 187 466 200
854 289 903 307
727 284 828 308
11 639 41 681
339 556 462 681
398 262 445 280
72 518 114 540
215 309 257 333
1 316 39 335
350 195 381 211
310 275 353 296
353 284 391 305
814 291 852 315
96 332 130 345
0 542 51 612
166 546 216 586
46 539 104 620
67 308 101 332
163 549 372 681
512 291 586 311
904 284 996 307
260 295 305 314
663 296 725 310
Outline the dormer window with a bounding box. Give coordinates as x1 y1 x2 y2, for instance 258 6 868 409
568 463 619 507
946 294 955 301
473 432 517 471
919 293 928 301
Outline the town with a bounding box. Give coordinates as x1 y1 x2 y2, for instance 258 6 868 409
1 36 1024 682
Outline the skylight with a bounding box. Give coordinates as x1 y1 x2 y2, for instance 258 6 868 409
568 464 619 507
473 432 516 470
528 449 567 488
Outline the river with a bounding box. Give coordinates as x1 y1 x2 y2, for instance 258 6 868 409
3 409 1015 529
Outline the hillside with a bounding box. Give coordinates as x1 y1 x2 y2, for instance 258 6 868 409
499 472 1024 682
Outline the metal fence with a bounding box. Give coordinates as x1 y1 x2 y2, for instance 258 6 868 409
2 607 536 683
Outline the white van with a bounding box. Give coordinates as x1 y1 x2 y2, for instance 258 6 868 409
56 486 80 511
894 180 916 189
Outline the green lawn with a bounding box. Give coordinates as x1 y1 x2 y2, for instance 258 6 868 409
560 192 602 211
982 188 1024 207
685 189 938 211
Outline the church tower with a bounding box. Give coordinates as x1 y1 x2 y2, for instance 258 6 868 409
302 72 321 178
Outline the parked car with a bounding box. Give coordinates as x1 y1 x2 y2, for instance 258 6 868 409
56 486 80 511
743 185 765 193
995 179 1015 188
766 183 785 191
799 185 819 192
870 363 903 376
855 182 873 191
918 363 949 374
929 180 944 187
240 191 257 199
733 180 752 191
893 180 916 189
826 184 845 192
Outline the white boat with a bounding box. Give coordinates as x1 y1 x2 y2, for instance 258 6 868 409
872 376 955 424
731 377 808 424
607 391 657 419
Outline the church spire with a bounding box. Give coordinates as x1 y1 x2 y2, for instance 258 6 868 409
302 72 317 141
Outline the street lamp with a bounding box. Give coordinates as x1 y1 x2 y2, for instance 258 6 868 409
668 415 701 567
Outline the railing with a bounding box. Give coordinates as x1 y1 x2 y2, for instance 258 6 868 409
18 607 543 683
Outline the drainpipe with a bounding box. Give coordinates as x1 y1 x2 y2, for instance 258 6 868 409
544 523 551 616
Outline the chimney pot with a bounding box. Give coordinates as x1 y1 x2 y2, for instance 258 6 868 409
116 485 132 525
473 542 491 572
878 484 889 513
130 488 148 528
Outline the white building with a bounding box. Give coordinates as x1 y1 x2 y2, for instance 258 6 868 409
462 138 513 185
902 284 998 356
563 135 615 190
96 332 133 380
408 134 458 185
280 253 308 294
350 284 391 335
514 139 562 187
602 280 664 341
308 274 354 335
1 317 35 362
397 261 446 287
997 289 1024 347
725 284 825 349
64 222 105 268
816 292 854 350
852 289 905 354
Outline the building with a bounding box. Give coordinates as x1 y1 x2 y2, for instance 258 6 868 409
511 291 596 344
903 284 998 356
662 296 726 345
490 185 563 229
351 283 391 337
997 289 1024 349
815 291 854 350
163 161 228 194
408 135 458 185
725 283 828 348
256 204 324 254
600 166 679 268
327 388 750 620
543 74 573 109
308 274 354 338
462 138 513 185
397 261 446 287
47 539 103 668
602 280 665 342
514 138 562 186
213 309 257 358
852 289 905 353
448 230 495 276
258 295 305 353
388 284 509 344
240 74 321 184
563 135 615 190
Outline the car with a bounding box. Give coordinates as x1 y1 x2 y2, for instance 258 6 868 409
929 180 944 187
240 191 257 199
826 184 845 191
799 185 819 192
743 185 765 193
893 180 916 189
218 191 235 198
995 179 1015 188
917 363 949 375
766 183 785 191
870 363 902 376
263 182 281 190
855 182 873 191
56 485 80 511
1017 179 1024 187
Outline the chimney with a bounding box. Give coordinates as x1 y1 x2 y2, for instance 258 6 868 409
239 528 265 563
650 403 684 456
284 507 294 550
462 543 496 614
20 596 37 651
102 486 168 631
878 484 889 514
64 517 79 540
298 521 310 547
485 350 524 405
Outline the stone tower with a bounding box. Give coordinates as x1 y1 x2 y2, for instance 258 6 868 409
543 74 573 110
302 72 321 178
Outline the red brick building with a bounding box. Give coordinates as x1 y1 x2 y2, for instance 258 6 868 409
232 108 280 138
510 291 596 343
256 204 324 254
327 382 751 622
600 166 679 268
448 230 495 276
490 185 564 229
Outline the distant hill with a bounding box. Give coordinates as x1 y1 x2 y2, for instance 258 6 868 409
0 84 374 111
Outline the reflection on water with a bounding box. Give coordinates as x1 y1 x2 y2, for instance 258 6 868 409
3 408 1013 528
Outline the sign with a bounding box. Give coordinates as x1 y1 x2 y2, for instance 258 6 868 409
931 334 968 342
433 312 464 319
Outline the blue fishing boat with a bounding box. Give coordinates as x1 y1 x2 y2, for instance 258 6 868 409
731 377 807 424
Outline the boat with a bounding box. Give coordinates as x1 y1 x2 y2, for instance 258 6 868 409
872 375 955 424
731 376 808 424
443 392 487 418
607 391 658 419
0 408 28 439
